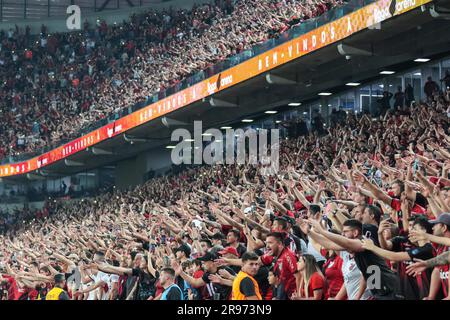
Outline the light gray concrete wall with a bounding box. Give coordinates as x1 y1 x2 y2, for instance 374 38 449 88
0 201 45 213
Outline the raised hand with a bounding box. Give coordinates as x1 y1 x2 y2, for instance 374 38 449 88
405 259 427 277
218 268 233 280
306 218 322 233
408 229 428 243
296 217 309 235
360 238 375 251
208 274 222 284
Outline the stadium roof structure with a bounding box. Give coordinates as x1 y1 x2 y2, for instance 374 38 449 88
2 0 450 182
0 0 176 22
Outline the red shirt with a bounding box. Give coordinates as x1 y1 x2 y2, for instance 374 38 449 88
27 289 39 300
261 247 297 299
323 256 344 298
1 275 19 300
294 199 303 211
306 272 328 300
436 245 449 297
154 279 164 297
391 198 427 216
390 198 401 212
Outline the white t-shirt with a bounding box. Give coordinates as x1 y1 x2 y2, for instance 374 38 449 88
302 238 326 263
85 271 110 300
103 274 120 300
340 251 372 300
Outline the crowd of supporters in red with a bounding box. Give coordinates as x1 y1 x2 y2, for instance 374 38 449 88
0 0 343 161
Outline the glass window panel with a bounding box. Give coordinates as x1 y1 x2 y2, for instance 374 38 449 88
441 59 450 89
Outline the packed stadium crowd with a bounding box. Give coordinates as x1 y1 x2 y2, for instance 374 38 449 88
0 0 343 161
0 82 450 300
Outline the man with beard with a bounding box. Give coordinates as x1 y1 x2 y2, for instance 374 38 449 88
259 232 298 299
308 219 403 300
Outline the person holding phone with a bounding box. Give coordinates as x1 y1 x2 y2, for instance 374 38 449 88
307 218 403 300
361 216 434 300
360 204 382 246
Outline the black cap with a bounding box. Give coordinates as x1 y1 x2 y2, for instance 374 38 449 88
54 273 65 283
274 215 295 225
197 252 217 262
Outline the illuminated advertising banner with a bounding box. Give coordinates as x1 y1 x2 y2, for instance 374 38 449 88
0 0 432 177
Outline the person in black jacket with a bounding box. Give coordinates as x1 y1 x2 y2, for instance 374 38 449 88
405 84 414 108
377 91 393 115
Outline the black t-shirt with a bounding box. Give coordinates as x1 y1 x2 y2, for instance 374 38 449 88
236 243 247 257
165 285 182 300
229 265 241 275
271 283 287 300
362 224 380 247
142 241 150 251
354 249 403 299
131 268 157 300
202 266 236 300
175 275 186 299
414 192 428 208
240 277 256 297
119 275 135 300
253 265 269 299
285 233 303 255
391 237 434 299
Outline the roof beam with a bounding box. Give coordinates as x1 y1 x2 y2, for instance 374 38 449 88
430 4 450 19
123 134 149 143
208 98 238 108
161 117 189 128
337 43 373 57
97 0 112 11
65 159 85 167
265 73 297 85
90 147 114 155
27 173 46 180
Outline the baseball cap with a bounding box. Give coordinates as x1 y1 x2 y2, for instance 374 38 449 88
274 215 296 225
54 273 65 283
218 246 239 257
197 252 218 262
429 213 450 227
